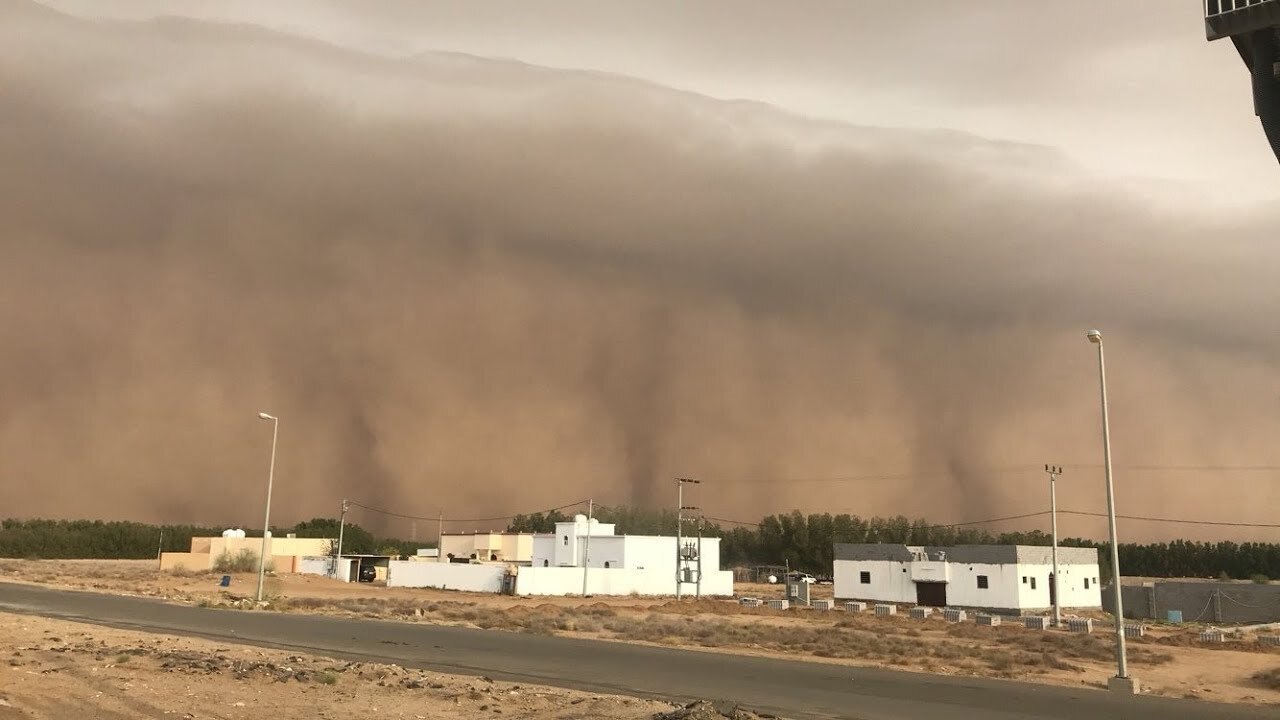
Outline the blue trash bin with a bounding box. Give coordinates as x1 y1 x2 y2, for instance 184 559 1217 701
219 575 231 587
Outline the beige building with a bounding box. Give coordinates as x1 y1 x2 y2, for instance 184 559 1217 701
160 534 333 573
439 532 539 563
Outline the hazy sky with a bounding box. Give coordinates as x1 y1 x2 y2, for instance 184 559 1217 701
40 0 1278 203
5 1 1278 543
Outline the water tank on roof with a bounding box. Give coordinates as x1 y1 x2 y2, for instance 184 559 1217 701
234 529 246 538
574 514 587 523
222 529 235 538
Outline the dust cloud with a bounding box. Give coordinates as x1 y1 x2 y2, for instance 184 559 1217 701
1 2 1278 541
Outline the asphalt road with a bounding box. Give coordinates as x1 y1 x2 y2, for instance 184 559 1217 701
0 582 1272 720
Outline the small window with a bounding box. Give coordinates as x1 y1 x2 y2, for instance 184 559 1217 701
1084 578 1090 589
860 571 871 584
543 559 549 567
604 561 611 569
563 536 568 546
1030 577 1037 590
977 575 989 589
1021 576 1027 584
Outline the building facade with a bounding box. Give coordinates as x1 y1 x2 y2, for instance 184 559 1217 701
439 532 537 563
832 544 1102 612
159 533 333 574
388 515 734 596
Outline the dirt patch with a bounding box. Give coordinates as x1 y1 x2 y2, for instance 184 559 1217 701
4 559 1280 705
0 611 774 719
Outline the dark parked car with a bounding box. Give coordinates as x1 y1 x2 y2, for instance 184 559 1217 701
358 565 377 583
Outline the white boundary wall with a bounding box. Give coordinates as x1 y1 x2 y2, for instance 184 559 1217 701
386 561 507 592
515 567 733 597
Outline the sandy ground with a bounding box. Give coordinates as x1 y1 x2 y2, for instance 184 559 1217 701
0 612 770 720
2 560 1279 707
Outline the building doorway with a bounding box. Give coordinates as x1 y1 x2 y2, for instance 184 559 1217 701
1049 573 1056 607
916 581 947 607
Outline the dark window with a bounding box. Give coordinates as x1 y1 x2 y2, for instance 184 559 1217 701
543 559 549 567
604 561 611 569
1030 577 1037 590
860 571 871 584
1084 578 1090 589
1021 576 1027 584
563 536 568 546
977 575 989 589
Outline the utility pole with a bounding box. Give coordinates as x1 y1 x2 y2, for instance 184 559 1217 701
156 529 164 570
676 478 700 600
696 516 704 599
335 498 349 581
437 509 444 563
581 499 593 597
1045 465 1063 628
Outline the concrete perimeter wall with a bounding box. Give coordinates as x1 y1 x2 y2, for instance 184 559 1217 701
386 561 508 593
514 567 733 597
1103 581 1280 623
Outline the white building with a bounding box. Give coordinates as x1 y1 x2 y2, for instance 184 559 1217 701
387 515 735 596
832 544 1102 612
518 515 734 596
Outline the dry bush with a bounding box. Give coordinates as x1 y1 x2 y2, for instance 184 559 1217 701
212 549 269 573
1252 667 1280 690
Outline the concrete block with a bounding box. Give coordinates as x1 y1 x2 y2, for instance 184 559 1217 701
843 601 866 613
1107 676 1141 695
1258 634 1280 646
812 599 833 611
1067 618 1093 633
738 597 761 607
975 613 1001 626
1123 623 1146 639
909 607 932 620
765 599 789 611
874 604 897 616
943 608 967 623
1200 630 1226 643
1023 616 1049 630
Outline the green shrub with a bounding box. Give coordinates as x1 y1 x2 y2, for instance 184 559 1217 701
1251 574 1271 584
212 549 270 573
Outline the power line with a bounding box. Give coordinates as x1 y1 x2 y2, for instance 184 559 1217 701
721 465 1280 485
1059 510 1280 529
701 511 1050 530
704 509 1280 531
347 499 587 524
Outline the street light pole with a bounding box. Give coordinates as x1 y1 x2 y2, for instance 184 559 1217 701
1045 464 1063 628
255 412 279 604
1087 329 1129 682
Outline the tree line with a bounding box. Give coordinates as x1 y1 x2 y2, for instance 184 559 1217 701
0 518 422 560
3 513 1276 581
505 508 1280 581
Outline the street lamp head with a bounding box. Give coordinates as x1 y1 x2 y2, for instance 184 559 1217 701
1086 329 1102 344
258 412 276 421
